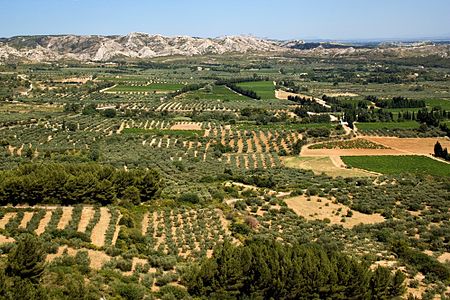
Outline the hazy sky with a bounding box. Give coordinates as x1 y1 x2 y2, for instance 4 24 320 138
1 0 450 40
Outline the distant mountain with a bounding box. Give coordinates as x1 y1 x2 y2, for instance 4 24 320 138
0 33 448 62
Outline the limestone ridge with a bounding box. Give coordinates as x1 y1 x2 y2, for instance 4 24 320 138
0 32 448 62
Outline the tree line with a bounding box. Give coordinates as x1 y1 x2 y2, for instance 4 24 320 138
374 96 425 109
182 239 406 299
0 163 161 206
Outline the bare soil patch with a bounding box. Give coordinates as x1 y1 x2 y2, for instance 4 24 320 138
19 212 34 229
57 207 73 229
91 207 110 248
111 214 122 246
282 156 375 177
77 207 95 233
46 246 111 270
324 92 359 97
438 252 450 263
170 122 202 130
0 235 14 243
35 210 53 235
141 213 150 236
285 195 385 228
0 213 16 229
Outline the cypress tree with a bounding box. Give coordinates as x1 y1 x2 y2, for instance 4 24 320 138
434 141 443 158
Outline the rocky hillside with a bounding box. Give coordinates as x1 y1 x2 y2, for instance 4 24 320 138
0 32 449 62
0 33 284 62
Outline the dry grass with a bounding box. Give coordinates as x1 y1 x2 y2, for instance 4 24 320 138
170 122 202 130
284 195 385 228
282 156 375 177
363 137 450 155
46 246 111 270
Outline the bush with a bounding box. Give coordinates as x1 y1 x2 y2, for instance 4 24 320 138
114 282 145 300
179 193 200 204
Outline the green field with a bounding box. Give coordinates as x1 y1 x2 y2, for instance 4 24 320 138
356 121 420 131
182 85 248 100
108 83 184 93
236 81 275 100
342 155 450 177
384 99 450 115
425 99 450 110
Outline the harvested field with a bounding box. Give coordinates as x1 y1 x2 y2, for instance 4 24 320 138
282 156 375 177
363 137 450 155
284 195 385 228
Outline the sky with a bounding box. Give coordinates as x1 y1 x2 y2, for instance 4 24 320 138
1 0 450 40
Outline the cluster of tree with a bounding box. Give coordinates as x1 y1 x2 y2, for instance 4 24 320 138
375 96 425 109
214 76 267 86
182 239 405 299
63 102 82 113
322 95 369 111
0 163 161 206
293 107 330 123
240 107 288 124
392 240 450 282
417 107 448 127
355 109 395 123
292 138 307 155
190 110 236 122
289 96 331 113
306 127 331 138
276 80 308 93
434 141 450 161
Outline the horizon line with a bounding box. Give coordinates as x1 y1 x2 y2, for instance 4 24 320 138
1 32 450 43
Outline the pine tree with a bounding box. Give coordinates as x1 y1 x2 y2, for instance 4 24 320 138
3 234 47 300
389 270 406 298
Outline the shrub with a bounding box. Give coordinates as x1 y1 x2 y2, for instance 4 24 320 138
179 193 200 204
